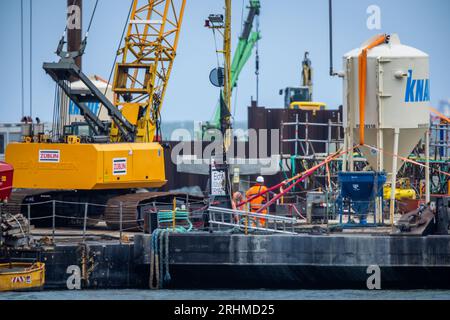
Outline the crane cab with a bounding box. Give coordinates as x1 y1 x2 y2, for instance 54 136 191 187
280 87 326 111
280 87 312 108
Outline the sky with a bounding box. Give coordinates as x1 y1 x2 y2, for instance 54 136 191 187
0 0 449 124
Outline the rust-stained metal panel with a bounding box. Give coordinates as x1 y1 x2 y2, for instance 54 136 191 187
67 0 82 73
247 103 343 193
163 103 342 194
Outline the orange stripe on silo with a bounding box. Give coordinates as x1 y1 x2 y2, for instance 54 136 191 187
358 34 389 145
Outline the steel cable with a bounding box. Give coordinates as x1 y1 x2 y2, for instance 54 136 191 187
20 0 25 118
85 0 99 36
102 0 134 98
29 0 33 118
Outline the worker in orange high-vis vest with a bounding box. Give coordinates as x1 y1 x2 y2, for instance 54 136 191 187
246 176 268 227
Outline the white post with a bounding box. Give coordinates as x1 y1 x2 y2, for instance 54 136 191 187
52 200 56 243
377 130 384 172
376 128 384 223
376 60 383 224
425 129 431 203
83 203 88 242
119 202 123 244
389 128 400 226
27 204 31 238
342 127 348 172
349 129 354 172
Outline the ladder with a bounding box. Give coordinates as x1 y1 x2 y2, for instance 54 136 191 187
208 206 298 234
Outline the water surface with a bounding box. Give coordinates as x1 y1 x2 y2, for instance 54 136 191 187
1 289 450 300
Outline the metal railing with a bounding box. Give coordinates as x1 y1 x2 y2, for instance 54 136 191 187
5 197 207 245
208 206 298 234
20 200 139 244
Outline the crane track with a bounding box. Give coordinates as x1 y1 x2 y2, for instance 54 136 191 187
4 189 111 228
3 189 53 216
104 193 159 232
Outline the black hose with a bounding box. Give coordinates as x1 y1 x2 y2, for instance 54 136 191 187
29 0 33 118
20 0 25 118
328 0 335 77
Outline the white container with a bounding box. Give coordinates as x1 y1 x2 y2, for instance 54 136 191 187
68 75 114 123
343 34 430 175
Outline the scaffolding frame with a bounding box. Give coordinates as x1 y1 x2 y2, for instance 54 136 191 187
279 114 366 190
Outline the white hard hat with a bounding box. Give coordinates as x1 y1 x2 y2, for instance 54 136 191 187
256 176 265 184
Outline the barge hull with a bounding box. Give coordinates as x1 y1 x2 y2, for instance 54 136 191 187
3 233 450 290
3 242 147 290
136 233 450 289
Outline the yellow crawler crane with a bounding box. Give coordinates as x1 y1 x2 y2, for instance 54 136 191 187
7 0 186 190
5 0 187 228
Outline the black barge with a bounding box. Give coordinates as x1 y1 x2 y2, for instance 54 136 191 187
3 230 450 290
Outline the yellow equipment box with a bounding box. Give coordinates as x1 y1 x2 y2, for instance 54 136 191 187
5 142 166 190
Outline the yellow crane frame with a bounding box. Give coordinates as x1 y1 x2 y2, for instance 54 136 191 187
112 0 187 143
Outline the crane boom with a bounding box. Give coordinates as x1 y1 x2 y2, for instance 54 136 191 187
112 0 187 143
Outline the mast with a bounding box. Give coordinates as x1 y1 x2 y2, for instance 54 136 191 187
67 0 82 76
112 0 187 143
223 0 232 151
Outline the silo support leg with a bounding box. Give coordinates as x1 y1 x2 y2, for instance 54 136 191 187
342 128 348 172
389 128 400 226
425 130 431 204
